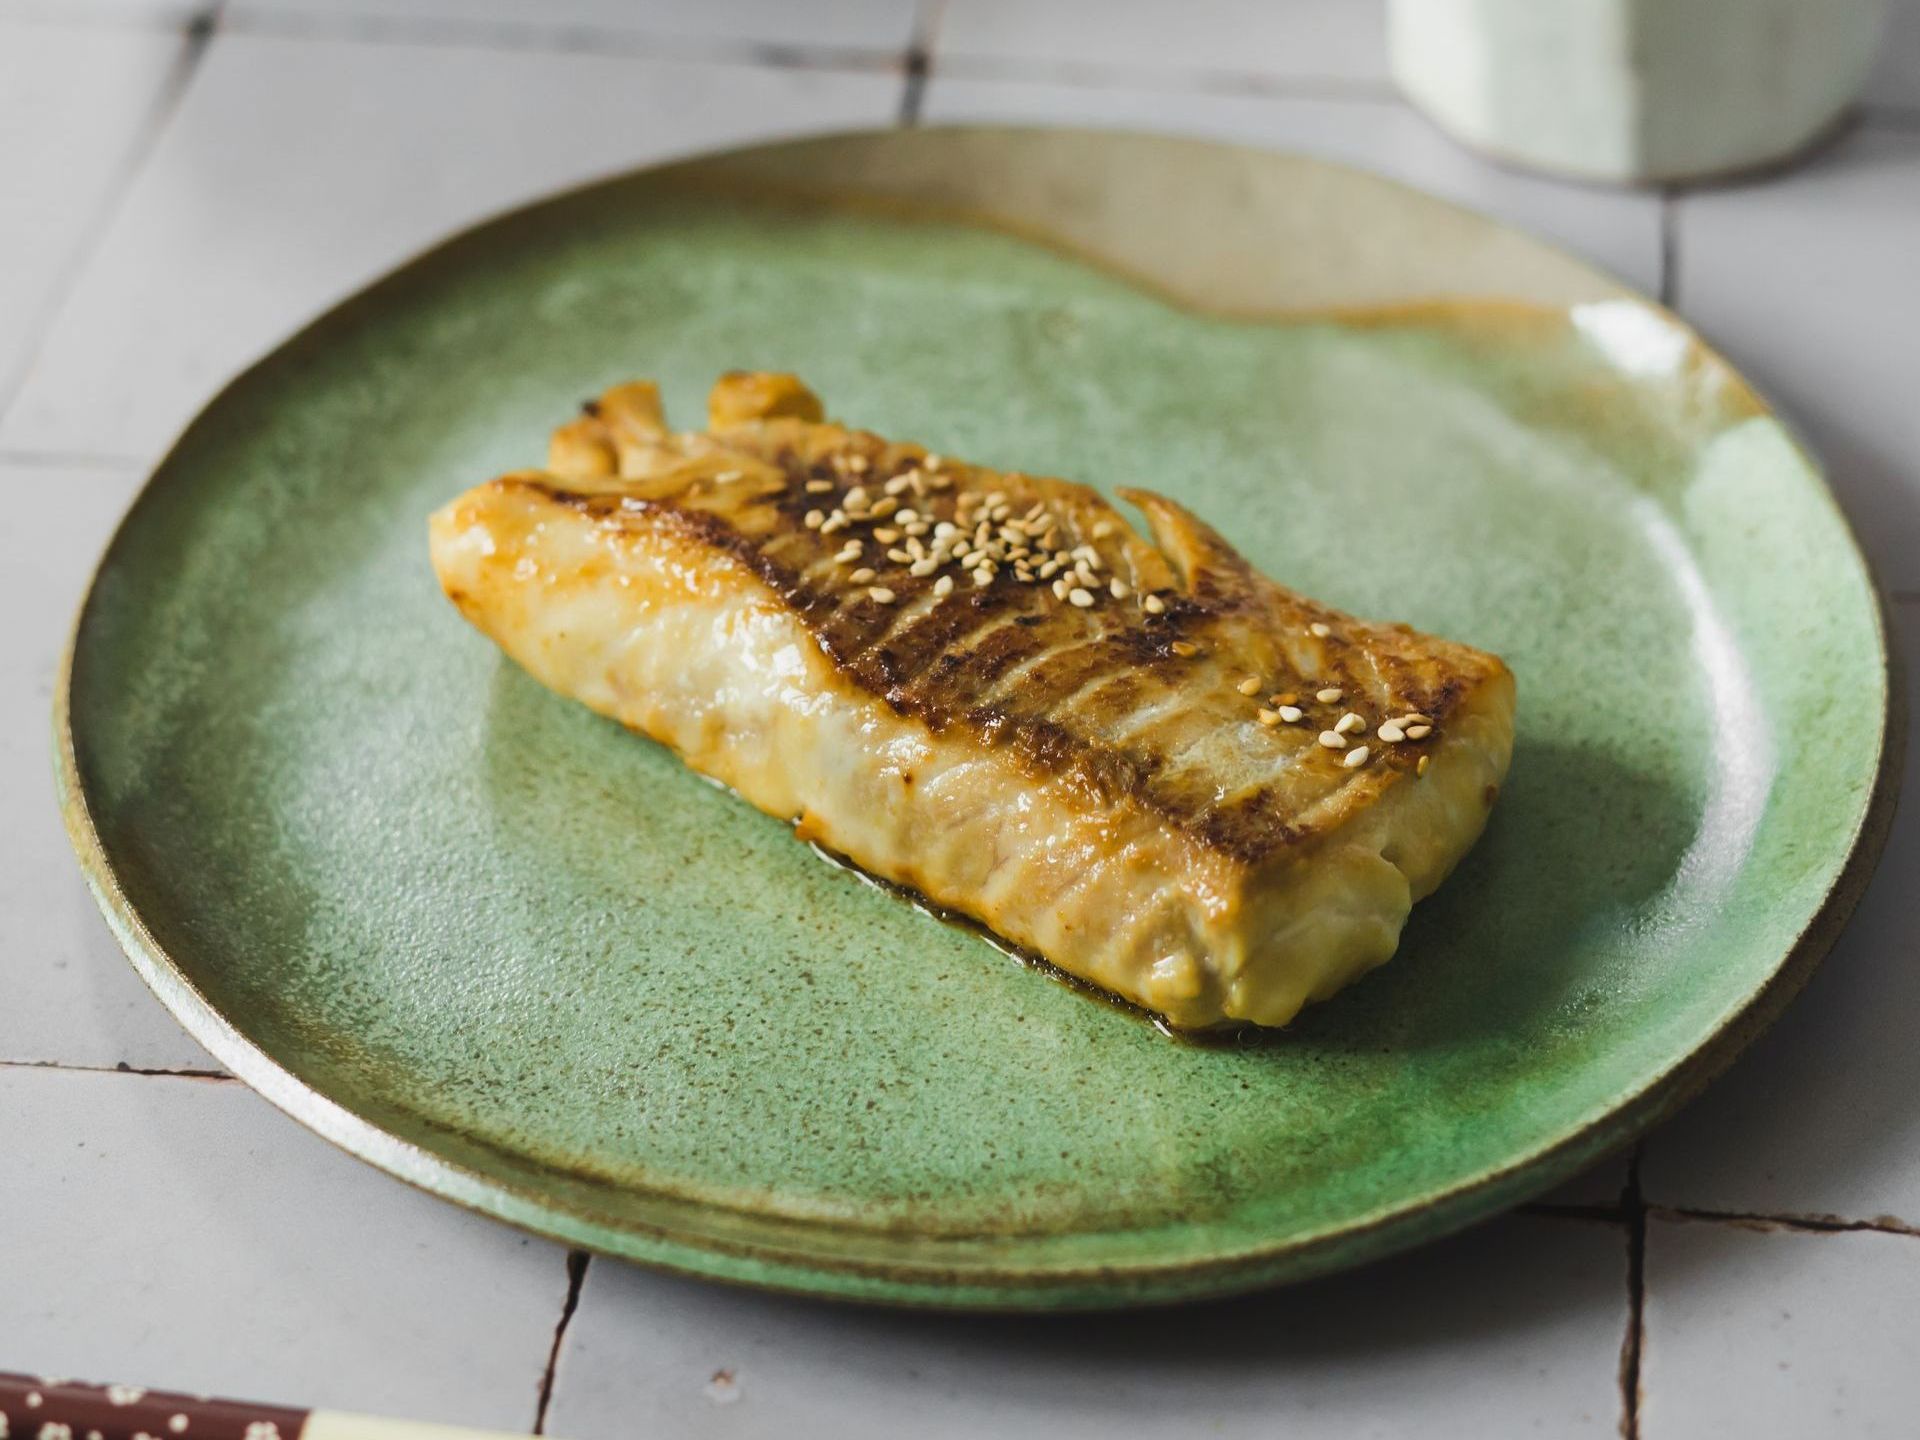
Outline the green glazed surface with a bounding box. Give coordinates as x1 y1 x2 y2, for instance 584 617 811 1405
58 130 1897 1308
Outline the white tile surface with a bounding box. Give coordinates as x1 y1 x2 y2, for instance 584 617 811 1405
0 461 219 1072
0 31 902 464
0 1 207 26
1639 601 1919 1225
0 1065 567 1422
1668 127 1920 590
226 0 921 55
921 78 1665 292
0 18 184 402
1640 1218 1920 1439
1865 0 1920 107
546 1215 1628 1439
934 0 1389 85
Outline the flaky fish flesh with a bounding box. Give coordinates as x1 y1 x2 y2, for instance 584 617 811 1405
429 373 1514 1029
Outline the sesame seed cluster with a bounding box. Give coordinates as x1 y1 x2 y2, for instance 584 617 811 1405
785 441 1437 775
797 448 1153 616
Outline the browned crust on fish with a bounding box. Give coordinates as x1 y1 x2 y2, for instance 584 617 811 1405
501 372 1508 868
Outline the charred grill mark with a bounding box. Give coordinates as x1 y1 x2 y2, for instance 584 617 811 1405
511 405 1499 867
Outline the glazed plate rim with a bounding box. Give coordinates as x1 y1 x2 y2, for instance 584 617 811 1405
54 125 1905 1310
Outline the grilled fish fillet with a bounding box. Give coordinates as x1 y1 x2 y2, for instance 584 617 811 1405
429 373 1514 1029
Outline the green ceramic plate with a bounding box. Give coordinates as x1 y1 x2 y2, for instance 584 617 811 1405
58 129 1900 1309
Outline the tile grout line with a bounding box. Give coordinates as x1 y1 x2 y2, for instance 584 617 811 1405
218 7 908 76
1656 189 1680 311
1649 1204 1920 1240
923 51 1404 104
205 4 1405 108
0 446 147 472
0 1057 233 1081
1619 1144 1647 1440
531 1251 590 1435
897 0 943 126
0 1 221 428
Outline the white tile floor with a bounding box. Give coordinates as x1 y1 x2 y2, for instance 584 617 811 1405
0 460 223 1072
546 1214 1628 1440
1639 1219 1920 1439
0 1067 567 1424
3 2 1917 1435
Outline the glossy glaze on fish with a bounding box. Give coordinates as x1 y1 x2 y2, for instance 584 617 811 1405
429 373 1515 1028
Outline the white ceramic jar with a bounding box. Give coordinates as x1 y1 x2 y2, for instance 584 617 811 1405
1389 0 1888 184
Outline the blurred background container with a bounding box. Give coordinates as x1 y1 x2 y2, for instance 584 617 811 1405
1390 0 1889 182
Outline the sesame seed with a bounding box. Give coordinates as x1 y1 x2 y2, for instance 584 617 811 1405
821 512 848 535
1343 745 1371 769
1068 587 1095 607
884 474 913 495
904 522 929 537
1016 568 1035 583
804 510 825 529
849 567 876 583
1039 560 1061 579
1406 724 1432 739
1110 578 1130 599
1237 676 1262 696
934 521 958 539
972 569 993 588
869 586 895 603
806 479 834 494
1257 708 1282 727
1309 622 1331 638
897 509 920 524
1092 519 1117 539
1277 705 1304 723
1170 640 1198 657
1417 755 1430 776
887 547 912 564
871 497 899 518
846 454 869 473
1143 594 1166 615
984 491 1006 507
1376 721 1407 743
873 527 900 544
1318 730 1348 750
1273 692 1299 706
933 575 954 597
843 485 870 509
906 537 927 558
1401 713 1432 727
835 541 862 562
1052 579 1069 600
925 454 944 471
1316 687 1344 704
1334 712 1365 736
714 470 742 483
929 475 953 490
909 559 937 577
